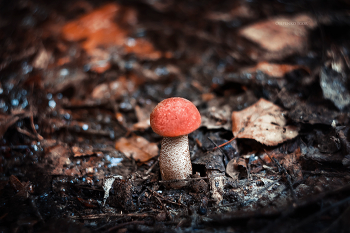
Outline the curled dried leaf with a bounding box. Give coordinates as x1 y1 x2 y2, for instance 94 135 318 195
115 135 158 162
226 158 247 180
231 98 298 146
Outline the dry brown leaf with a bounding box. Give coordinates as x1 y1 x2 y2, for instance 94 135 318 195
232 98 298 146
72 146 100 157
200 105 232 130
239 14 317 60
131 103 156 131
206 4 254 21
242 62 310 78
226 158 247 180
41 144 82 176
91 75 142 100
115 135 158 162
61 3 166 73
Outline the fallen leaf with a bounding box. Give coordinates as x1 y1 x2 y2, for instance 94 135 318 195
72 146 95 157
61 3 166 73
132 119 150 131
206 4 254 22
242 62 310 78
239 14 317 60
200 105 232 130
226 158 247 180
231 98 298 146
115 135 158 162
131 104 156 131
9 175 32 198
92 74 144 100
43 67 88 93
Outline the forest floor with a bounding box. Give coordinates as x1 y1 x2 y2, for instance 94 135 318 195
1 0 350 232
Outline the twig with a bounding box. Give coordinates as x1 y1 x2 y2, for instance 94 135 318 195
147 188 170 218
137 189 147 207
145 160 158 175
213 127 244 149
147 188 186 207
208 137 228 166
16 127 37 139
30 112 43 141
256 179 281 197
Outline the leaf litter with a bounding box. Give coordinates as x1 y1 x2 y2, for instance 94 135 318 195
231 98 299 146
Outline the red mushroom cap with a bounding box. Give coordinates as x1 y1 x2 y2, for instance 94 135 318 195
150 97 201 137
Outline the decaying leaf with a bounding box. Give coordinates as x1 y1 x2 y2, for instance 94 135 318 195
91 75 142 100
239 14 317 60
36 143 81 176
61 3 165 73
226 158 247 180
231 98 298 146
115 135 158 162
201 104 232 130
72 146 102 157
241 62 310 78
131 104 155 131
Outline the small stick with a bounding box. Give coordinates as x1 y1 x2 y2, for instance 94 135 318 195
30 113 43 140
147 188 186 207
137 189 147 207
213 136 236 150
208 137 228 166
145 160 159 175
147 188 170 218
213 127 244 150
16 127 37 139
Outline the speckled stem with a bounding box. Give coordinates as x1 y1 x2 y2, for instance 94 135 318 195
159 135 192 188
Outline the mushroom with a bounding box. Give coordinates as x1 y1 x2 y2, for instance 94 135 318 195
150 97 201 188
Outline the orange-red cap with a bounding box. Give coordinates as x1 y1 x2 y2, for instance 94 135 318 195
150 97 201 137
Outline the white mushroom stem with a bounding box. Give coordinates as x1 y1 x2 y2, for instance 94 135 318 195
159 135 192 186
